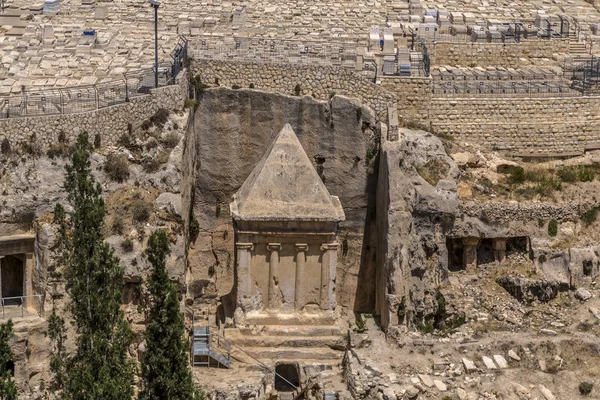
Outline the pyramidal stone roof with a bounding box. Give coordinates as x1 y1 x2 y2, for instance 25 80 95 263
230 124 345 222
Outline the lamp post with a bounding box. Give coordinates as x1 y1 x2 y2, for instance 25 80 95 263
148 0 160 88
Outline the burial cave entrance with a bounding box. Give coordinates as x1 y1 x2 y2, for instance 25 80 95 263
506 236 528 256
0 255 24 305
275 363 300 392
477 239 494 266
446 238 464 271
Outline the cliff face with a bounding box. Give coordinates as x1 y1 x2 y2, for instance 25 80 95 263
376 129 461 331
183 88 383 322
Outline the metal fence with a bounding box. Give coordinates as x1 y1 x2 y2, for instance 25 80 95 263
1 295 43 319
0 37 189 120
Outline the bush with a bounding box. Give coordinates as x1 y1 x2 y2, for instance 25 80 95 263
143 149 171 173
94 133 101 149
121 237 134 253
117 133 136 150
131 198 152 223
189 75 208 94
538 254 547 264
581 204 600 225
231 84 241 90
161 132 180 149
142 108 170 130
184 98 196 109
104 154 130 183
294 84 301 96
249 83 255 89
112 218 124 235
558 166 578 183
329 91 336 99
46 143 72 159
0 138 10 155
508 166 526 184
579 381 593 396
189 218 199 243
548 219 558 237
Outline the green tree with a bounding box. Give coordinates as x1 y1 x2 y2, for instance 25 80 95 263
139 230 195 400
51 132 134 399
0 320 17 400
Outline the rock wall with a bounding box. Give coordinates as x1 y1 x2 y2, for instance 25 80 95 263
376 128 460 331
430 39 569 67
379 76 432 125
0 72 189 151
182 88 383 322
190 59 397 122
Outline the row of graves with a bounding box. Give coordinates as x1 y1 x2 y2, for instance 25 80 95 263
431 65 581 97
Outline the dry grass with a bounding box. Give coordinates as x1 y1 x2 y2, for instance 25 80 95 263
416 158 450 186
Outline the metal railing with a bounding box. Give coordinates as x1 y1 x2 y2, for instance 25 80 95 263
0 36 189 120
1 295 42 318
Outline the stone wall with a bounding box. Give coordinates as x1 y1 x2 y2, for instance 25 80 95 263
0 71 189 151
379 76 432 125
431 39 569 67
428 96 600 156
190 59 397 122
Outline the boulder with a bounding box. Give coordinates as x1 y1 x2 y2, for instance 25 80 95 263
496 276 569 304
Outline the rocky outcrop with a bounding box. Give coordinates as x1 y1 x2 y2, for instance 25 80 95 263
495 277 569 304
376 128 460 331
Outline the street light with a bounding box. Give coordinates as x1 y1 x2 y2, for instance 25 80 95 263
148 0 160 88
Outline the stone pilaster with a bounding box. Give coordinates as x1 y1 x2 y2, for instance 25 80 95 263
462 237 479 273
492 238 507 264
294 244 308 311
24 253 34 311
320 243 338 310
235 243 254 310
267 243 281 310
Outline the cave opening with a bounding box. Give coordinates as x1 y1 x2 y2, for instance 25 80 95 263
477 239 494 266
446 238 464 271
275 363 300 392
0 255 24 305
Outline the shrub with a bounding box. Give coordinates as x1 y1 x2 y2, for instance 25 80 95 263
329 91 336 99
131 198 152 223
579 167 596 182
231 84 241 90
189 218 199 243
117 133 136 150
579 381 593 396
249 83 255 89
121 237 134 253
161 132 180 149
0 138 10 155
416 158 450 186
112 218 124 235
143 149 171 173
538 254 547 264
184 98 196 109
583 260 593 276
208 265 215 277
57 131 66 143
294 84 301 96
104 154 130 183
558 166 578 183
189 75 208 93
93 133 101 149
355 319 367 333
46 143 72 159
582 204 600 225
548 219 558 237
508 166 525 184
148 108 170 129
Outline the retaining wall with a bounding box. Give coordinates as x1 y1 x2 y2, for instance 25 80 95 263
190 59 397 122
0 71 189 150
431 39 569 67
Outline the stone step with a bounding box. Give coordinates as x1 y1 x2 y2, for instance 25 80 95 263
243 312 336 326
231 346 343 362
231 334 345 349
236 324 343 337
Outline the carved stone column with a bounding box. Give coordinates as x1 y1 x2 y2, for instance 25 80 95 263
320 243 338 310
235 243 254 310
462 237 479 273
24 253 34 310
295 244 308 311
267 243 281 310
492 238 507 264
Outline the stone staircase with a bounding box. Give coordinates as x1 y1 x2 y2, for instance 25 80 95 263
569 41 588 55
224 312 346 369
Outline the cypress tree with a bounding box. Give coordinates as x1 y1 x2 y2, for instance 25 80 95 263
139 230 196 400
0 320 17 400
51 132 134 399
